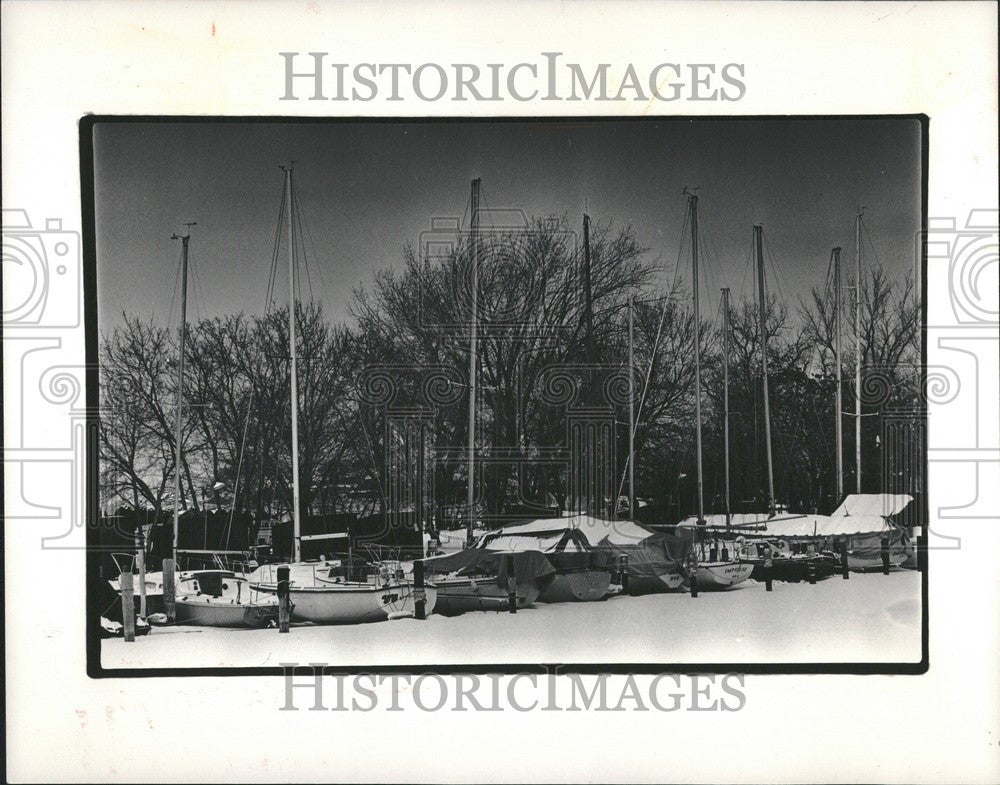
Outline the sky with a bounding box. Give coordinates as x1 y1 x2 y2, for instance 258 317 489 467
93 117 923 331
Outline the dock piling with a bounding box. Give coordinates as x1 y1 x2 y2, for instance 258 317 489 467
413 559 426 620
162 558 176 623
277 565 290 632
120 571 135 642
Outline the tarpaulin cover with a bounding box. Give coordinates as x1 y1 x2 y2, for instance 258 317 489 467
423 548 556 587
755 514 900 538
831 493 913 518
677 513 772 529
484 514 657 548
595 531 693 578
482 533 585 553
679 513 904 538
545 549 615 573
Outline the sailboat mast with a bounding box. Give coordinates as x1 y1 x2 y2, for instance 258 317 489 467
689 193 704 525
583 213 597 515
466 177 480 546
833 246 844 501
722 286 731 528
854 212 863 494
754 225 776 516
583 214 596 368
628 295 635 520
284 167 302 563
170 225 193 564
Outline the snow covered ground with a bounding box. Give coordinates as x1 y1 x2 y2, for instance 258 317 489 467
101 570 921 669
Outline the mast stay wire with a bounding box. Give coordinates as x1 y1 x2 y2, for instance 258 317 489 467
264 177 287 316
613 198 691 507
166 240 184 331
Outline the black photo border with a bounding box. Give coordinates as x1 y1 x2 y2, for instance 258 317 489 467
80 114 930 679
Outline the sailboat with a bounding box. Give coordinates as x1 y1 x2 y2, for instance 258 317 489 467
684 192 752 591
162 226 278 627
248 166 434 624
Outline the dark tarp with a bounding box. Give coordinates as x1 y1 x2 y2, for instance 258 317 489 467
423 548 556 588
546 549 615 573
594 530 693 579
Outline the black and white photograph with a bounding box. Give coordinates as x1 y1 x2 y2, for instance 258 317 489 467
90 117 926 671
3 2 997 783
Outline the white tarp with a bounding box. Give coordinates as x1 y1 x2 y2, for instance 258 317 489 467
482 533 583 553
677 513 773 529
754 514 897 538
678 512 899 537
485 514 655 548
831 493 913 518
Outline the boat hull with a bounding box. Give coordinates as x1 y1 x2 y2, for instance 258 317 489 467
433 577 540 615
694 561 754 590
847 552 907 572
625 569 687 595
749 554 841 582
280 581 436 624
174 597 278 628
538 570 612 603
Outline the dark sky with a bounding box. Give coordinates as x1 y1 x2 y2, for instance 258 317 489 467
93 117 922 330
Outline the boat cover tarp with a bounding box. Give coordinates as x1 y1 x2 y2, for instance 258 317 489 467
422 548 556 587
546 549 615 573
459 515 670 578
679 512 904 538
677 513 784 529
831 493 913 518
482 532 585 553
752 514 901 538
594 531 693 578
485 514 659 548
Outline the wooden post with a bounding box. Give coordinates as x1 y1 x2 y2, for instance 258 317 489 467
413 559 426 620
277 565 291 632
120 571 135 642
764 558 773 592
841 540 850 579
136 546 147 618
881 537 890 575
618 555 630 594
162 557 176 623
807 561 817 585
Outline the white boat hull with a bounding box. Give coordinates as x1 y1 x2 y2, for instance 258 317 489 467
279 580 437 624
174 596 278 628
694 561 754 590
